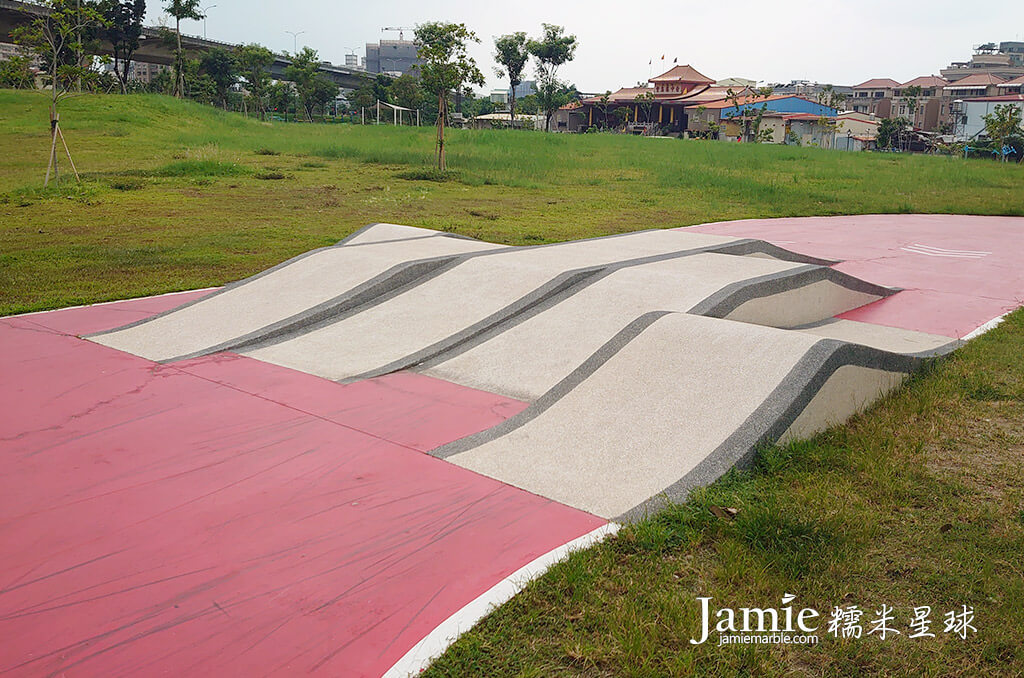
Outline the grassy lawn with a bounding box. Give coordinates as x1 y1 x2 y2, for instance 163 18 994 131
2 90 1022 676
1 89 1022 315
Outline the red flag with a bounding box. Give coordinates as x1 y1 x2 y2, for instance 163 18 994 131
661 54 665 60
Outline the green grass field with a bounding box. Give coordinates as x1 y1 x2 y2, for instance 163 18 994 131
2 90 1023 676
0 89 1021 315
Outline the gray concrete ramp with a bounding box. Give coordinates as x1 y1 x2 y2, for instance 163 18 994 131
421 254 891 401
433 314 918 520
88 225 502 362
240 230 746 381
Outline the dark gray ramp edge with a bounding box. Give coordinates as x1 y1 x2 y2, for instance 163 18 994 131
614 339 947 522
687 265 899 321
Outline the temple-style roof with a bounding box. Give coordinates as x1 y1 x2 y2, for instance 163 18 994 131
649 64 715 85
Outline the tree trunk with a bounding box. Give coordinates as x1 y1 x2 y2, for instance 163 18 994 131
174 18 183 98
436 91 446 171
509 88 516 127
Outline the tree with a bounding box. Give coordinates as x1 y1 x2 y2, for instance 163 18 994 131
516 93 538 115
494 32 528 127
268 80 296 121
877 117 910 150
414 22 484 171
307 75 339 119
389 72 423 111
902 84 922 127
0 55 35 89
596 90 611 128
816 84 847 112
527 24 577 131
982 104 1023 162
200 47 237 109
12 0 107 186
97 0 145 94
236 43 273 119
163 0 203 98
633 90 655 124
284 46 322 121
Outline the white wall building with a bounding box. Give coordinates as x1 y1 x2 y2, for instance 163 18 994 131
954 94 1024 140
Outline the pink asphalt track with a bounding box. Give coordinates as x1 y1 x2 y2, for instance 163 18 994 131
0 291 606 678
2 215 1021 677
687 214 1024 338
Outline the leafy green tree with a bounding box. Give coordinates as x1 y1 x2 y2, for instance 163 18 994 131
494 32 528 127
414 21 484 170
815 84 846 112
96 0 145 93
527 24 577 131
633 90 655 123
0 55 35 89
163 0 203 98
285 46 325 121
200 47 237 108
902 84 922 126
389 72 423 111
307 75 339 119
982 103 1023 162
516 93 538 115
877 116 910 150
236 43 273 119
11 0 107 185
268 80 296 120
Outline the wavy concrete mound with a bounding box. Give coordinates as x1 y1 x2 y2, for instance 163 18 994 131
89 223 960 521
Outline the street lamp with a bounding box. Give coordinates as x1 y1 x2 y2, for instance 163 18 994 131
201 4 216 40
285 30 306 55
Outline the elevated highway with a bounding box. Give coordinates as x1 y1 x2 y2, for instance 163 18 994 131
0 0 372 89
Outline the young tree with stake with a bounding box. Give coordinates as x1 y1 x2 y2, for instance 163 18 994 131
414 22 484 171
12 0 107 186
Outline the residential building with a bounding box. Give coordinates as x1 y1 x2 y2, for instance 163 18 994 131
509 80 536 99
835 111 880 139
128 61 171 84
769 80 853 101
470 112 544 130
686 94 837 138
944 73 1007 98
489 90 509 106
552 101 587 132
850 78 900 117
996 75 1024 93
951 94 1024 141
715 77 756 88
941 41 1024 83
892 75 951 131
364 39 420 75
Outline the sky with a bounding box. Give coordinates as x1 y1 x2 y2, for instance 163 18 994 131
146 0 1024 93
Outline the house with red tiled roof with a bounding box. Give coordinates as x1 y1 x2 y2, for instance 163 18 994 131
893 76 951 131
943 73 1006 97
850 78 900 118
996 74 1024 93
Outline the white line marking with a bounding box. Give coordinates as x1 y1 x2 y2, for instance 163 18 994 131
906 243 991 255
963 312 1011 341
900 246 988 259
383 522 620 678
2 287 220 319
